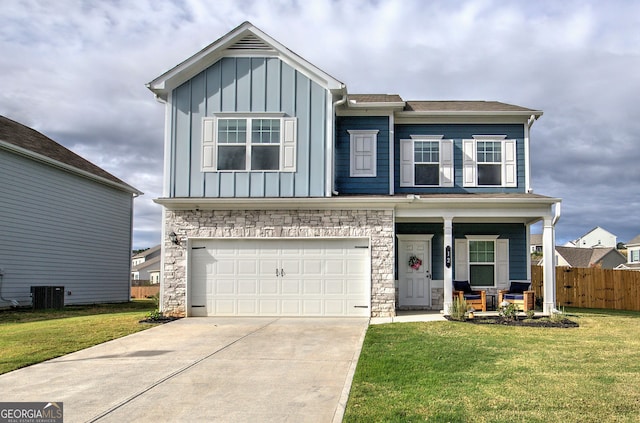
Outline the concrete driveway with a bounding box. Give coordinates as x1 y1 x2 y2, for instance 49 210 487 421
0 317 368 422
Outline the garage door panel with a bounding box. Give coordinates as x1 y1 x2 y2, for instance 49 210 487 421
190 238 370 317
216 280 236 294
259 300 279 315
237 280 258 295
259 279 279 294
282 279 300 294
303 280 322 294
302 300 322 315
326 280 345 295
281 300 301 315
237 300 257 315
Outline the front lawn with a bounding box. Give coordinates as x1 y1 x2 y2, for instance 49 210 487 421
344 308 640 422
0 300 158 374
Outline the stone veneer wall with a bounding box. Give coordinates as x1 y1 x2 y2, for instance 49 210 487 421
162 208 396 318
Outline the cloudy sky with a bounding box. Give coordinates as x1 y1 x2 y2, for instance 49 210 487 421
1 0 638 249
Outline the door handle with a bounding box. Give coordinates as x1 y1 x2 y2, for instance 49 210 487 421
276 269 279 277
276 269 285 277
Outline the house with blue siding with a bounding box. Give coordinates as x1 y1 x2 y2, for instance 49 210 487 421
0 115 141 308
147 22 560 318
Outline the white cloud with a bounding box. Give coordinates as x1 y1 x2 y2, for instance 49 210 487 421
1 0 639 248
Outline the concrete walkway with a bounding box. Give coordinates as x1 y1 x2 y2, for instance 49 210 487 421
0 317 368 423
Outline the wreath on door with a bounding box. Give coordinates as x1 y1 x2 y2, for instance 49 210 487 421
408 255 423 270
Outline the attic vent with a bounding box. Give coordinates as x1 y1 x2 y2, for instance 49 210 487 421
228 34 274 51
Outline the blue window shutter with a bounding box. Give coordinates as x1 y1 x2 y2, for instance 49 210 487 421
202 117 216 171
400 139 413 187
281 117 297 172
440 139 454 187
503 140 517 187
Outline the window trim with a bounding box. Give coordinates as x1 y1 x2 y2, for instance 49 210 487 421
202 114 297 172
348 130 379 177
466 235 499 288
463 135 517 188
399 135 454 187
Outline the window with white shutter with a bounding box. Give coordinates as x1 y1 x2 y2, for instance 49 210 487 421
463 136 517 187
399 135 453 187
201 114 297 172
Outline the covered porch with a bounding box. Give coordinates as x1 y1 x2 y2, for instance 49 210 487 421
393 193 561 316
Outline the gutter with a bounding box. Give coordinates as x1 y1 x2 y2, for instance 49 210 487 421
330 90 348 196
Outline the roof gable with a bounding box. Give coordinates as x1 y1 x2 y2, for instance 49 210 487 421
0 115 140 194
626 234 640 246
147 21 345 100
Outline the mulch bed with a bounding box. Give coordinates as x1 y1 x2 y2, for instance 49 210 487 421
139 316 182 324
446 315 579 328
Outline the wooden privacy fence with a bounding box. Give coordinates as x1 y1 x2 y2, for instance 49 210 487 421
131 285 159 299
531 266 640 311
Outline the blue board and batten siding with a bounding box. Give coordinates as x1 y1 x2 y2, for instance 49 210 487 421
335 116 390 194
0 150 133 307
394 124 526 193
171 57 327 198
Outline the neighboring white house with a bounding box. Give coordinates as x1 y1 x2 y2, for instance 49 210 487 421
530 234 543 254
131 245 161 283
616 234 640 271
0 115 142 308
571 227 617 249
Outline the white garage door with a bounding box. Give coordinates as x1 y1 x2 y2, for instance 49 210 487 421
189 238 370 317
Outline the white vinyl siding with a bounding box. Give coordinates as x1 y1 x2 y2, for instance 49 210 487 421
202 115 297 172
400 136 454 187
348 130 378 177
462 136 517 188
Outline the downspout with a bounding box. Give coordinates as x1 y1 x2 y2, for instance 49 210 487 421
330 90 348 196
524 114 536 193
550 201 562 314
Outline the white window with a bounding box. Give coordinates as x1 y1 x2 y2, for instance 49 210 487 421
468 238 496 287
630 249 640 263
202 114 297 172
455 236 509 289
462 135 517 187
349 130 378 177
400 135 453 187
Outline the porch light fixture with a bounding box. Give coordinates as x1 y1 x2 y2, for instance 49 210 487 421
169 231 180 245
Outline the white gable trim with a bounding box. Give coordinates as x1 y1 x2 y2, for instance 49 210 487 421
147 22 345 100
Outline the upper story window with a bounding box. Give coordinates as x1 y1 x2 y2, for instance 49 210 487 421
630 249 640 263
463 135 517 187
400 135 453 187
349 130 378 177
202 114 297 172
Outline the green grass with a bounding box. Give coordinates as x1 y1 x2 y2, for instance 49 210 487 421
344 308 640 422
0 300 158 374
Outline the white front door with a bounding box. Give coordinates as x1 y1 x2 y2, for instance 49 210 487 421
398 235 433 307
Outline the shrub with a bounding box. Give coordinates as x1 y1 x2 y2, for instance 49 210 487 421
498 301 519 320
449 297 468 321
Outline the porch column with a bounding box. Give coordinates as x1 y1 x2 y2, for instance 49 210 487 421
443 217 453 314
542 217 556 315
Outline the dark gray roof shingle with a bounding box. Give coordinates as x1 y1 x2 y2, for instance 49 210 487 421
0 115 139 193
